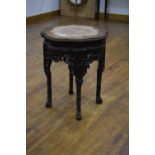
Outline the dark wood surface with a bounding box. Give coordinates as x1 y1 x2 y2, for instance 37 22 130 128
27 16 129 155
41 25 107 120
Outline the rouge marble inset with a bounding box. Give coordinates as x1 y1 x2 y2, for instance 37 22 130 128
51 25 99 39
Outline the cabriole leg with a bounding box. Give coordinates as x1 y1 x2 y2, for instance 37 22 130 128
44 61 52 108
69 69 74 95
44 43 52 108
96 52 105 104
75 77 83 120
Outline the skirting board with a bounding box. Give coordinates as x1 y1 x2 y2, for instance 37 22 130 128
99 13 129 22
26 10 60 24
26 10 129 25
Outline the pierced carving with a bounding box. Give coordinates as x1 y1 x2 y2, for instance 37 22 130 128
44 42 104 77
42 40 106 120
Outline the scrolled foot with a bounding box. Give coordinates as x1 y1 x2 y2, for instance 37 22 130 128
96 97 103 104
45 101 52 108
76 112 82 121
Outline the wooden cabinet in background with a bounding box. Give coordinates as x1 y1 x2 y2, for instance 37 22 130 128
60 0 96 18
60 0 108 19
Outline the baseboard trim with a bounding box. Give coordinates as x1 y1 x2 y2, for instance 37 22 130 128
26 11 128 24
26 10 60 24
100 13 129 22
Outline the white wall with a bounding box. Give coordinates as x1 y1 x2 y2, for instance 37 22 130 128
100 0 129 15
26 0 129 17
26 0 59 17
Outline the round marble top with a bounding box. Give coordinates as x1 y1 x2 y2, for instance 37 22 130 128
41 24 107 42
51 25 98 39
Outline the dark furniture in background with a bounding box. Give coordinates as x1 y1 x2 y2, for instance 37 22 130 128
61 0 97 18
60 0 108 20
96 0 108 19
41 25 107 120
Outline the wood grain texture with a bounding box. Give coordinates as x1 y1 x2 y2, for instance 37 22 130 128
27 16 129 155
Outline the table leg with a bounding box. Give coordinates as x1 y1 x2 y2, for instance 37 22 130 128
69 69 74 95
96 0 100 20
44 61 52 108
96 52 105 104
75 77 83 120
104 0 108 19
43 44 52 108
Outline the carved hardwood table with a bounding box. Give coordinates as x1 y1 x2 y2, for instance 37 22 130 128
41 25 107 120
